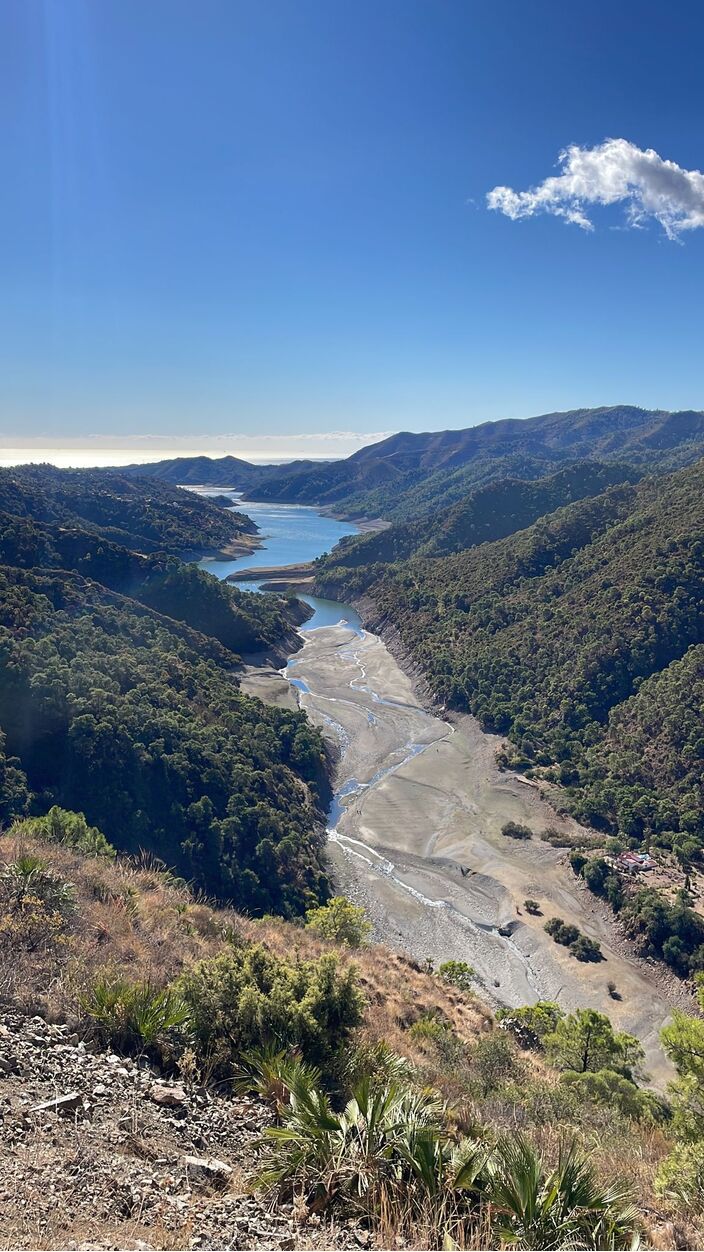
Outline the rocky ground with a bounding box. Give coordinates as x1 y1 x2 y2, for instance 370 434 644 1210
0 1011 364 1251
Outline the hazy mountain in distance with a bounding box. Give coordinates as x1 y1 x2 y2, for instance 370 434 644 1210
117 454 262 487
110 406 704 520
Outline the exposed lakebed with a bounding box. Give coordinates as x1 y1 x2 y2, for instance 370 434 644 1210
198 493 676 1084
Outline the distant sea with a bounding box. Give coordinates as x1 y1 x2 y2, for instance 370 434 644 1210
0 431 391 468
0 448 337 469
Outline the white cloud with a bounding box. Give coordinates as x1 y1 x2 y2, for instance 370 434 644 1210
487 139 704 239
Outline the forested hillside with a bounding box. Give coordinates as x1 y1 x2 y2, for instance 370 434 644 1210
0 464 254 555
579 645 704 843
116 406 704 521
0 565 329 915
0 510 298 657
321 461 641 569
319 460 704 848
0 468 332 917
118 453 263 487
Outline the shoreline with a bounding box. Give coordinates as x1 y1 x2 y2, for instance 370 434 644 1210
226 560 315 586
247 616 686 1087
195 531 263 562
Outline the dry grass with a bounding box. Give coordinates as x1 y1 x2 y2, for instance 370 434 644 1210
1 831 493 1059
0 834 244 1022
1 834 702 1248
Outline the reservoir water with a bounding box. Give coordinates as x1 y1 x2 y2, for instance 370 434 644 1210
195 491 363 631
190 491 675 1077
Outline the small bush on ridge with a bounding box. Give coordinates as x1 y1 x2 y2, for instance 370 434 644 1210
11 807 116 859
176 943 363 1080
438 959 475 992
501 821 532 840
304 895 371 947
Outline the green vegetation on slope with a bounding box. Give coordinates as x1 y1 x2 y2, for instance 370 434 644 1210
114 406 704 522
0 565 329 915
6 825 703 1249
238 405 704 521
320 460 704 852
0 464 254 555
319 461 642 570
578 645 704 842
0 509 297 656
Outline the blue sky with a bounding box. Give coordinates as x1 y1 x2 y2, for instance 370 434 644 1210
2 0 704 457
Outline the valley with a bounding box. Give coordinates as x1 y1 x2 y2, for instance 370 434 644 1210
7 7 704 1240
207 475 703 1085
243 619 680 1086
2 431 704 1247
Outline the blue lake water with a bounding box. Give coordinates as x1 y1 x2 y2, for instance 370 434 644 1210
195 492 363 633
297 594 364 634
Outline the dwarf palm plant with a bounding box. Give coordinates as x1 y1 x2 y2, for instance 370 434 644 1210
232 1044 322 1116
258 1066 492 1230
1 854 76 916
259 1070 447 1207
81 977 192 1056
488 1134 640 1250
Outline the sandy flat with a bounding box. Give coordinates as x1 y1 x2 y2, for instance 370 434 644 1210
285 623 679 1086
239 665 299 711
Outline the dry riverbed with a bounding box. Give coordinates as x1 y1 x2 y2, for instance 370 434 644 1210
243 623 679 1085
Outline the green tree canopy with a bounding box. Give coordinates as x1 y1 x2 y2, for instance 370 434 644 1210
545 1009 644 1080
304 896 372 948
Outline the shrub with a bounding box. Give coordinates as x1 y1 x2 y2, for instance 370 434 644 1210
655 1142 704 1213
622 887 704 976
501 821 532 840
176 943 364 1079
579 856 624 911
255 1070 639 1249
661 999 704 1139
11 806 116 859
523 898 541 915
81 977 192 1056
0 853 76 914
496 1001 564 1050
542 828 586 849
257 1069 474 1219
233 1044 322 1114
471 1031 523 1093
339 1038 414 1092
490 1133 638 1249
408 1011 466 1067
304 895 371 947
581 856 610 894
544 917 579 946
0 854 76 951
438 959 475 992
545 1008 644 1080
560 1068 667 1123
568 850 588 875
570 934 603 962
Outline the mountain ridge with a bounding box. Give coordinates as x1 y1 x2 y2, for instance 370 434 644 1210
109 405 704 521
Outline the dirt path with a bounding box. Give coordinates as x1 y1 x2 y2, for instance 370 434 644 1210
284 623 679 1087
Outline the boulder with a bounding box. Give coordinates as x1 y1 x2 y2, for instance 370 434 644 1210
150 1083 188 1109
